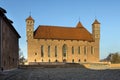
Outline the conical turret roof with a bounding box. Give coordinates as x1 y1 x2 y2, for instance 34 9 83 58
26 16 34 22
92 19 100 24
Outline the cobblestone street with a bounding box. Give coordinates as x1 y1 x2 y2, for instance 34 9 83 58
0 68 120 80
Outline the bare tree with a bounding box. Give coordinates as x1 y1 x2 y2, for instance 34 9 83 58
19 48 26 65
111 52 120 63
103 52 120 63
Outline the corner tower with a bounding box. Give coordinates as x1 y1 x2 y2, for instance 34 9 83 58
26 16 34 40
92 19 100 61
26 16 34 63
92 19 100 41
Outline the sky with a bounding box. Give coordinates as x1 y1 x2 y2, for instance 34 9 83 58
0 0 120 59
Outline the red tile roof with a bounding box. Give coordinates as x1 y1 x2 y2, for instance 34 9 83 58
76 21 84 28
26 16 34 22
34 22 94 41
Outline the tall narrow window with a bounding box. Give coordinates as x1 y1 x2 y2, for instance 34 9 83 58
84 46 87 55
91 46 94 54
78 46 80 54
55 46 57 57
62 44 67 57
72 46 74 54
41 45 44 57
48 46 50 57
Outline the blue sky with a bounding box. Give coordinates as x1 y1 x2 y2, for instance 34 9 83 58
0 0 120 59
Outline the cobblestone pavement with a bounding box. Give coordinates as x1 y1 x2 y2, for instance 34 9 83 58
0 68 120 80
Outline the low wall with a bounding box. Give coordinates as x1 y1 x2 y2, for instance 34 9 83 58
110 64 120 69
82 62 111 70
19 63 86 68
20 62 120 70
83 62 120 69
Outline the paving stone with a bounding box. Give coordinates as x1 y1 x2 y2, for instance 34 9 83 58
0 68 120 80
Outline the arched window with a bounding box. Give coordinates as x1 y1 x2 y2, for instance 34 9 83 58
41 45 44 57
78 46 80 54
49 59 51 63
55 46 57 57
62 44 67 57
78 59 81 62
84 59 87 62
84 46 87 55
72 46 74 54
35 53 37 55
34 59 36 62
91 46 94 54
42 59 43 62
72 59 74 63
48 46 50 57
55 59 58 62
63 59 66 62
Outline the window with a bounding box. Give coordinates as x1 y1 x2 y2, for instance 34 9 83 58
78 46 80 54
63 59 66 62
62 44 67 57
49 59 51 62
72 59 74 63
78 59 81 62
84 46 87 55
91 46 94 54
34 59 36 62
72 46 74 54
48 46 50 57
55 59 58 62
35 53 37 55
42 59 43 62
84 59 86 62
41 45 44 57
55 46 57 57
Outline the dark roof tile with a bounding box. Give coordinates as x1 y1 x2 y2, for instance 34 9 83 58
92 19 100 24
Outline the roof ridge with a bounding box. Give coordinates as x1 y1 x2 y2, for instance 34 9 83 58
34 24 94 42
38 25 75 29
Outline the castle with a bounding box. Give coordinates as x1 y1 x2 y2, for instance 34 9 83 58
26 16 100 64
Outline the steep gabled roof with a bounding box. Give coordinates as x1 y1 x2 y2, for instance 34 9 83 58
34 22 94 42
76 21 84 28
0 7 20 38
0 7 7 13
